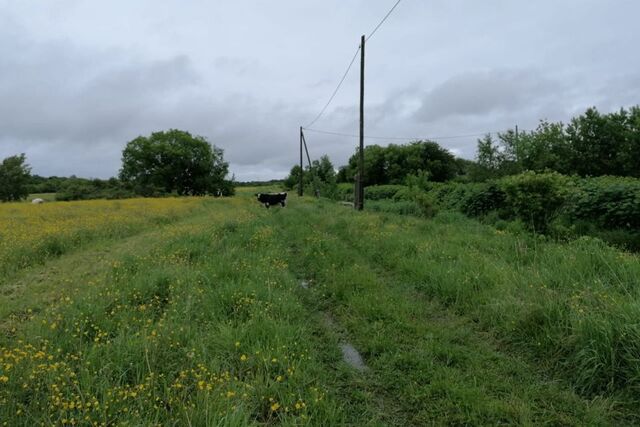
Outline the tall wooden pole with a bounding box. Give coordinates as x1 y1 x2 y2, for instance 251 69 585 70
356 34 365 210
299 126 303 196
300 130 319 198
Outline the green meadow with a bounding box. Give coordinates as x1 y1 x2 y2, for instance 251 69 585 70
1 190 639 425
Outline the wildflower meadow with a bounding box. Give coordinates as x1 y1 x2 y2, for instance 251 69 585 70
0 191 639 425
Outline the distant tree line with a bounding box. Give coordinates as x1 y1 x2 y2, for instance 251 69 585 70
284 105 640 194
0 129 235 202
283 141 470 194
474 106 640 180
236 179 284 187
27 175 134 201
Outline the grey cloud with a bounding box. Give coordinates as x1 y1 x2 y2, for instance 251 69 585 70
0 28 200 144
1 1 639 181
213 56 260 76
414 69 563 123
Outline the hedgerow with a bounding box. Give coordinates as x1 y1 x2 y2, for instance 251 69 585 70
352 172 640 249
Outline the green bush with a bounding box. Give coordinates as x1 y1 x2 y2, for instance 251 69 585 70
428 183 468 211
333 184 408 203
391 187 414 201
334 183 353 202
566 176 640 230
56 180 135 201
365 200 422 216
414 192 438 218
364 185 407 201
461 182 507 217
500 171 571 232
361 172 640 250
425 182 506 218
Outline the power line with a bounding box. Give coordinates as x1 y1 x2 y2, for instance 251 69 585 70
304 45 361 128
303 127 510 141
303 0 404 129
366 0 403 42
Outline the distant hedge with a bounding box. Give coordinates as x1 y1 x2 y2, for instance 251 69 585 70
334 184 408 202
345 173 640 249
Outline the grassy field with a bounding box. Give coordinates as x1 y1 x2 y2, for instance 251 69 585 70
0 191 638 425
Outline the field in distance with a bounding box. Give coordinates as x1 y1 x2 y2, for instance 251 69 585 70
0 190 638 425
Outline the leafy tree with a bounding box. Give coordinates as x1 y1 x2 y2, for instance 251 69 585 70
476 134 503 168
283 165 302 191
120 129 233 196
341 141 459 185
623 106 640 177
312 155 337 185
336 166 349 183
566 107 630 177
514 121 571 173
470 106 640 180
310 155 338 197
0 154 31 202
283 155 337 197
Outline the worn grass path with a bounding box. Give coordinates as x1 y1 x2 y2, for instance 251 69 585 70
263 200 622 425
1 193 637 425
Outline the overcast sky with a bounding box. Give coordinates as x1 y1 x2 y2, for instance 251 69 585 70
1 1 639 180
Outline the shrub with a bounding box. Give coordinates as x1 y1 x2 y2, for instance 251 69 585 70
365 200 422 216
56 180 135 201
429 183 468 211
423 182 507 218
461 182 507 217
334 183 354 202
414 192 438 218
364 185 407 201
500 171 571 232
566 176 640 230
333 184 408 203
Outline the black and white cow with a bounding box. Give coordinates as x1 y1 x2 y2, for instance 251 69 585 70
256 192 287 208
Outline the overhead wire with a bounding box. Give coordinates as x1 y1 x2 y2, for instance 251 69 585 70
304 45 361 129
302 127 512 141
303 0 403 129
366 0 403 42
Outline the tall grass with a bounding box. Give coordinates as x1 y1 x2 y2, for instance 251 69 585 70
0 200 347 425
276 203 640 404
1 194 638 424
0 197 210 282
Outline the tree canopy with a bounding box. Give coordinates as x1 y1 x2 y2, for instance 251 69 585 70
283 155 337 197
474 106 640 180
119 129 233 196
0 154 31 202
338 141 459 185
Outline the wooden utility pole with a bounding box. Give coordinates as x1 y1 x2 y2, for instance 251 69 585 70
299 126 304 196
300 130 319 198
356 34 365 210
